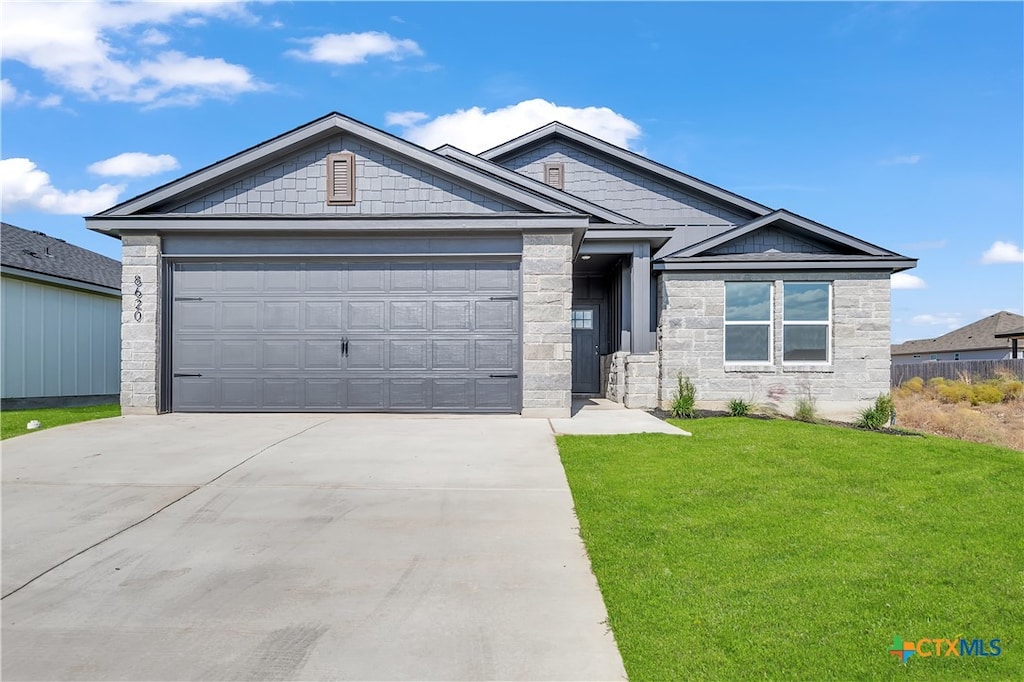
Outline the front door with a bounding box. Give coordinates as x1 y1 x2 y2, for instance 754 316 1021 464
571 306 600 394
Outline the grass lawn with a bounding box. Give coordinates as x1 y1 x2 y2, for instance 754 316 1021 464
558 418 1022 681
1 403 120 440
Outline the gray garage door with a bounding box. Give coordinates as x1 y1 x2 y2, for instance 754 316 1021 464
171 261 520 412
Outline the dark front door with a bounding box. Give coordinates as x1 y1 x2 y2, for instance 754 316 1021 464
571 306 600 394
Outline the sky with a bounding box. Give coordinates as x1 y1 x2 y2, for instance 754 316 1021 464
1 1 1021 344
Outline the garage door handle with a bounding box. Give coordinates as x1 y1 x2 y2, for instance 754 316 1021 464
173 373 203 377
488 296 518 301
174 297 204 301
488 374 518 378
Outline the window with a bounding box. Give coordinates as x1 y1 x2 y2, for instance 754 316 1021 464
929 354 938 361
725 282 772 362
571 308 594 330
326 152 355 205
954 352 961 361
544 162 564 190
783 282 831 363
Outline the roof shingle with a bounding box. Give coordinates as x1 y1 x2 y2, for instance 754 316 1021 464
891 311 1024 355
1 222 121 290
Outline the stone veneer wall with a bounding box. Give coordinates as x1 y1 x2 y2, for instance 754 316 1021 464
602 352 659 409
658 271 891 421
120 233 162 414
521 231 573 418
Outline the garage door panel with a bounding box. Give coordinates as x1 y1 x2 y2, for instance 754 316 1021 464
172 261 520 412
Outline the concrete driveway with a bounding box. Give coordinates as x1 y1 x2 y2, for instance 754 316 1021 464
2 414 626 681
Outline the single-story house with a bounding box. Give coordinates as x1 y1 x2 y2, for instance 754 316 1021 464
891 311 1024 364
86 112 916 419
1 222 121 408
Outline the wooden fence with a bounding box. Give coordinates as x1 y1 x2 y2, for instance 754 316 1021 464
891 359 1024 386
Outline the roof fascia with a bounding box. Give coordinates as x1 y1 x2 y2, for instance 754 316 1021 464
98 113 575 217
479 122 771 218
1 265 121 297
654 258 917 272
436 145 639 225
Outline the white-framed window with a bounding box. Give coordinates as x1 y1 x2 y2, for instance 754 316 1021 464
930 354 938 361
782 282 831 363
725 282 772 363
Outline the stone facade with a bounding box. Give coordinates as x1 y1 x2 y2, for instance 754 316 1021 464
622 353 659 409
658 271 891 421
521 231 573 418
120 233 162 414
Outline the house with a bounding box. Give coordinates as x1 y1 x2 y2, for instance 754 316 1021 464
891 311 1024 364
1 222 121 408
86 112 916 419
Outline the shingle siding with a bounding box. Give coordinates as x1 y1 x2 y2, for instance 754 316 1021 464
499 141 748 226
173 137 520 215
707 227 832 255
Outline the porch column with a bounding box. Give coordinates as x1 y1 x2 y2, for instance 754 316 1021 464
630 242 654 353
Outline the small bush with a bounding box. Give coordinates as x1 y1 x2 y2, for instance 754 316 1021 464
902 377 925 393
927 377 947 389
670 374 697 419
938 383 971 404
728 398 751 417
970 382 1004 405
793 397 817 422
856 394 895 430
1003 380 1023 401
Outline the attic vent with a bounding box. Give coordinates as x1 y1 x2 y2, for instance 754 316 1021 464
326 152 355 205
544 162 564 190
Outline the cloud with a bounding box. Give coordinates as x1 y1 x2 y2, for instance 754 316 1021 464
981 241 1024 264
286 31 422 65
891 273 927 290
385 110 429 127
88 152 180 177
0 78 61 108
1 1 263 106
1 78 17 103
387 99 643 153
0 158 123 215
879 154 922 166
910 313 962 328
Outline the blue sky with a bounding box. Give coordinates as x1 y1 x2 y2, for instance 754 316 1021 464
2 1 1021 343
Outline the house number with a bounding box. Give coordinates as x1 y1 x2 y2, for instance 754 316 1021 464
133 275 143 322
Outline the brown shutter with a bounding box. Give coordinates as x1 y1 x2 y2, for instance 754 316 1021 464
544 162 564 190
326 152 355 205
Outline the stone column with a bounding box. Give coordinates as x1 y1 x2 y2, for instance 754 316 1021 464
521 231 572 418
120 233 162 414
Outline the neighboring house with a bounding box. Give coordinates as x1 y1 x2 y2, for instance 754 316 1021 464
86 112 916 418
1 222 121 408
891 311 1024 364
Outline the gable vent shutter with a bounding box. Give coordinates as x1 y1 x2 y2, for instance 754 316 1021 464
544 162 564 190
327 152 355 205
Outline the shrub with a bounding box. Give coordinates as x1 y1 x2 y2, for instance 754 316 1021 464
938 383 971 404
727 398 751 417
856 394 895 430
1003 380 1023 401
902 377 925 393
970 383 1004 405
793 397 817 422
927 377 947 390
670 374 697 419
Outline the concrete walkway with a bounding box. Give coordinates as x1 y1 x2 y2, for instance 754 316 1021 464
550 398 691 436
2 414 626 681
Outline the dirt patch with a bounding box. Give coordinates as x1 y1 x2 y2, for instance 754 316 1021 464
892 394 1023 451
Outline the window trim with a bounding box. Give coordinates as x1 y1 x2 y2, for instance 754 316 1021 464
724 282 773 365
543 162 565 190
782 281 832 365
326 151 356 205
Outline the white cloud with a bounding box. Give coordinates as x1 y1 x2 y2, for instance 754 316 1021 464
385 110 429 127
88 152 180 178
0 158 123 215
1 78 17 103
880 154 922 166
139 28 170 46
981 240 1024 264
388 99 643 153
286 31 423 65
1 2 263 106
910 313 962 329
891 272 927 290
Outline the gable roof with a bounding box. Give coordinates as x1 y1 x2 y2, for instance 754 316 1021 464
434 144 639 225
95 112 577 219
891 311 1024 355
479 121 771 219
1 222 121 290
651 209 916 272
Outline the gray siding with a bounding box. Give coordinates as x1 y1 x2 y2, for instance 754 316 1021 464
707 227 832 255
501 141 748 226
892 348 1012 364
173 137 521 215
1 276 120 399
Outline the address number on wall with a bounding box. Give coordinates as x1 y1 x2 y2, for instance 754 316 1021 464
133 275 143 322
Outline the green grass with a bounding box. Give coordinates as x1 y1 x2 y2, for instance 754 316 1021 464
1 403 120 440
557 418 1022 681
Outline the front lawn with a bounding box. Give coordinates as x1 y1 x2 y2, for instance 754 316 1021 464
558 418 1022 681
1 403 120 440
